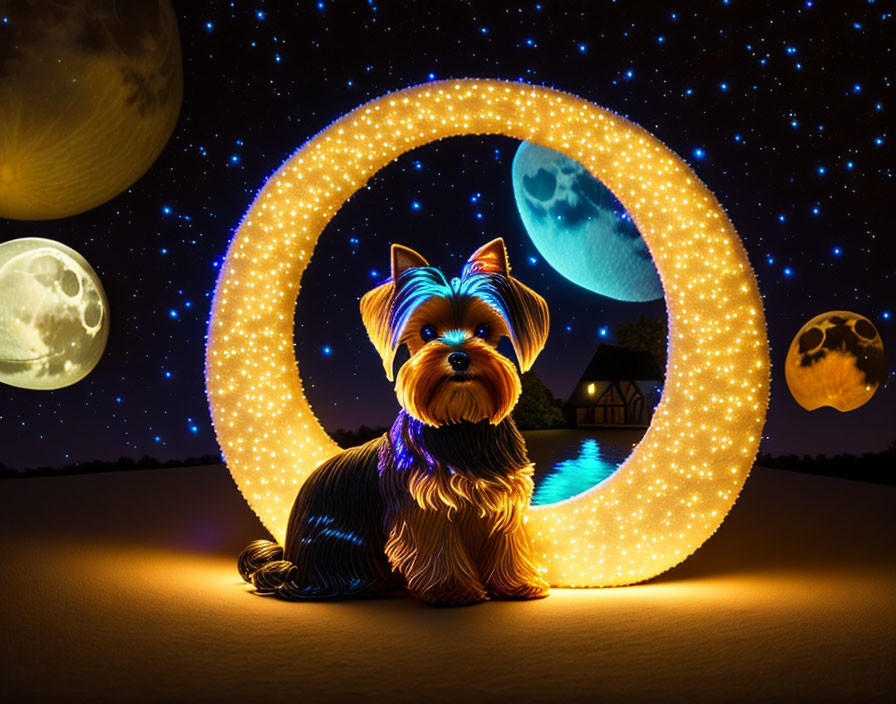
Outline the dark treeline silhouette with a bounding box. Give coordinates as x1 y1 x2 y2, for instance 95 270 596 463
329 425 390 447
757 440 895 485
0 454 222 479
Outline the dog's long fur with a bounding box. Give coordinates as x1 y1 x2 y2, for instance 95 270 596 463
239 238 550 604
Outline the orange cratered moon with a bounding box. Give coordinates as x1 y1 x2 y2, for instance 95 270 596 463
785 311 887 412
0 0 182 220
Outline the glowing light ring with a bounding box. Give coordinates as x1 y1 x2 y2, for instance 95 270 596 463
206 80 769 587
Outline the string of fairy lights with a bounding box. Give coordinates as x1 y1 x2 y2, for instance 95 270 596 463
205 79 769 587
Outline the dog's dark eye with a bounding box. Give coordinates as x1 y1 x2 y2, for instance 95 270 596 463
420 324 438 342
474 323 490 339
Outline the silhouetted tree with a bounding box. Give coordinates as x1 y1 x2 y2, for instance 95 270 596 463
513 371 566 430
614 314 667 378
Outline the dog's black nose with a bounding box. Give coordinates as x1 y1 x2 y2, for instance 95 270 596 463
448 351 470 372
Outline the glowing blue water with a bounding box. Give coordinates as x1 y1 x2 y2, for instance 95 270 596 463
531 438 627 505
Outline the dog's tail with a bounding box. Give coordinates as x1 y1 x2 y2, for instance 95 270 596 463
237 540 299 596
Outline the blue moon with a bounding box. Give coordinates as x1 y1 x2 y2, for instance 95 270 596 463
511 141 663 302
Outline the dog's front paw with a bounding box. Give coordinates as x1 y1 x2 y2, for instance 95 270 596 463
417 578 489 606
488 576 550 600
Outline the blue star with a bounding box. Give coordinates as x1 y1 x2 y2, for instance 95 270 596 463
322 345 333 356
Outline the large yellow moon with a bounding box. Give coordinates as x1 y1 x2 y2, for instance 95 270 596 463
206 80 769 587
0 0 182 221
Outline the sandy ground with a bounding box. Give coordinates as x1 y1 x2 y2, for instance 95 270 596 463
1 461 894 703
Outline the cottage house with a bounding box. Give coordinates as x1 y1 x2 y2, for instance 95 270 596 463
568 343 663 427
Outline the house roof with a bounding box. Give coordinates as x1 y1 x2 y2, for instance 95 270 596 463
575 343 663 384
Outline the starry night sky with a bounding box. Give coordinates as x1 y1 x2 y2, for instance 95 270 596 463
1 0 893 469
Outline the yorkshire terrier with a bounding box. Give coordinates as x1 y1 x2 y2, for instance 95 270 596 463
238 238 551 604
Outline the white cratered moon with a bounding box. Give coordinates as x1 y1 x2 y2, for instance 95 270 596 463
0 238 109 390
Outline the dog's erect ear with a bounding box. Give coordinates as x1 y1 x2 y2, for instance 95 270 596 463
361 244 430 381
464 238 549 372
392 244 429 280
465 238 509 277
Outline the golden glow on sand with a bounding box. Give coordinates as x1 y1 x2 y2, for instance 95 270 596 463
205 79 769 586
